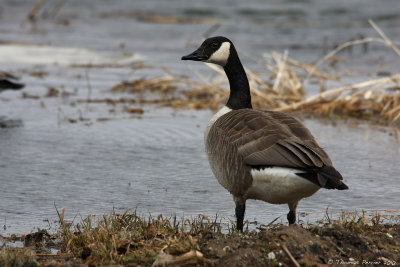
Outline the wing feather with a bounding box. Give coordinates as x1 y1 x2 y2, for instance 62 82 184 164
214 109 330 168
209 109 347 190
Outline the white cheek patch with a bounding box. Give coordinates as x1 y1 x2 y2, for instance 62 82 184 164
206 42 230 66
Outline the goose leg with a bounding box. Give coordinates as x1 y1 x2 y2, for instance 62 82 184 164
287 210 296 224
287 201 298 225
235 203 246 231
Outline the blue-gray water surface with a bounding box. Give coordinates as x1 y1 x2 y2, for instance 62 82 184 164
1 0 400 235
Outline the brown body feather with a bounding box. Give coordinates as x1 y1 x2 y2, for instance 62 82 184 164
205 108 346 199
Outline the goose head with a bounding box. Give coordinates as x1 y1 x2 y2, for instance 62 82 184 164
181 36 232 67
182 36 251 110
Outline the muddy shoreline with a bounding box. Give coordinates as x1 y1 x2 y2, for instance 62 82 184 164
199 224 399 267
1 211 399 266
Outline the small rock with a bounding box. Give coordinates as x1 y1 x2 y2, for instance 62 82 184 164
223 246 231 253
386 233 393 239
267 252 276 260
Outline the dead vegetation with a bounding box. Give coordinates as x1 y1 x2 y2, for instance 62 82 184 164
107 20 400 126
56 208 222 266
109 56 400 125
1 209 399 266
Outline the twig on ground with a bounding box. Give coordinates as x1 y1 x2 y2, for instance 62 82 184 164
281 244 300 267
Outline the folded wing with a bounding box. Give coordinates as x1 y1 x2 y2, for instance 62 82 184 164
212 109 347 190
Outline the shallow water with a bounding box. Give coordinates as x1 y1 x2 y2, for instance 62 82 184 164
1 0 400 235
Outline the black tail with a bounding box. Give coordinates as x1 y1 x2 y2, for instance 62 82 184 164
336 183 349 190
296 165 348 190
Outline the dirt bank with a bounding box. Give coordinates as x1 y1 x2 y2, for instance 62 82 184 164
199 224 399 266
1 211 399 266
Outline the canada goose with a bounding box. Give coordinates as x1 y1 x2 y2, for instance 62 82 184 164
0 71 24 92
182 36 348 231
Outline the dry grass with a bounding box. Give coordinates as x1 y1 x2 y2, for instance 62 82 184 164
263 20 400 124
56 208 222 266
0 248 37 267
277 74 400 124
322 210 386 234
1 209 398 266
336 211 385 234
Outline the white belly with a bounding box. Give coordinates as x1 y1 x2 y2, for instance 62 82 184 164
247 167 320 204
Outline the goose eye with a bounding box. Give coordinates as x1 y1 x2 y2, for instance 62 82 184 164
211 43 219 48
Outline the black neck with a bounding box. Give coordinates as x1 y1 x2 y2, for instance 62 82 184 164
223 47 252 110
